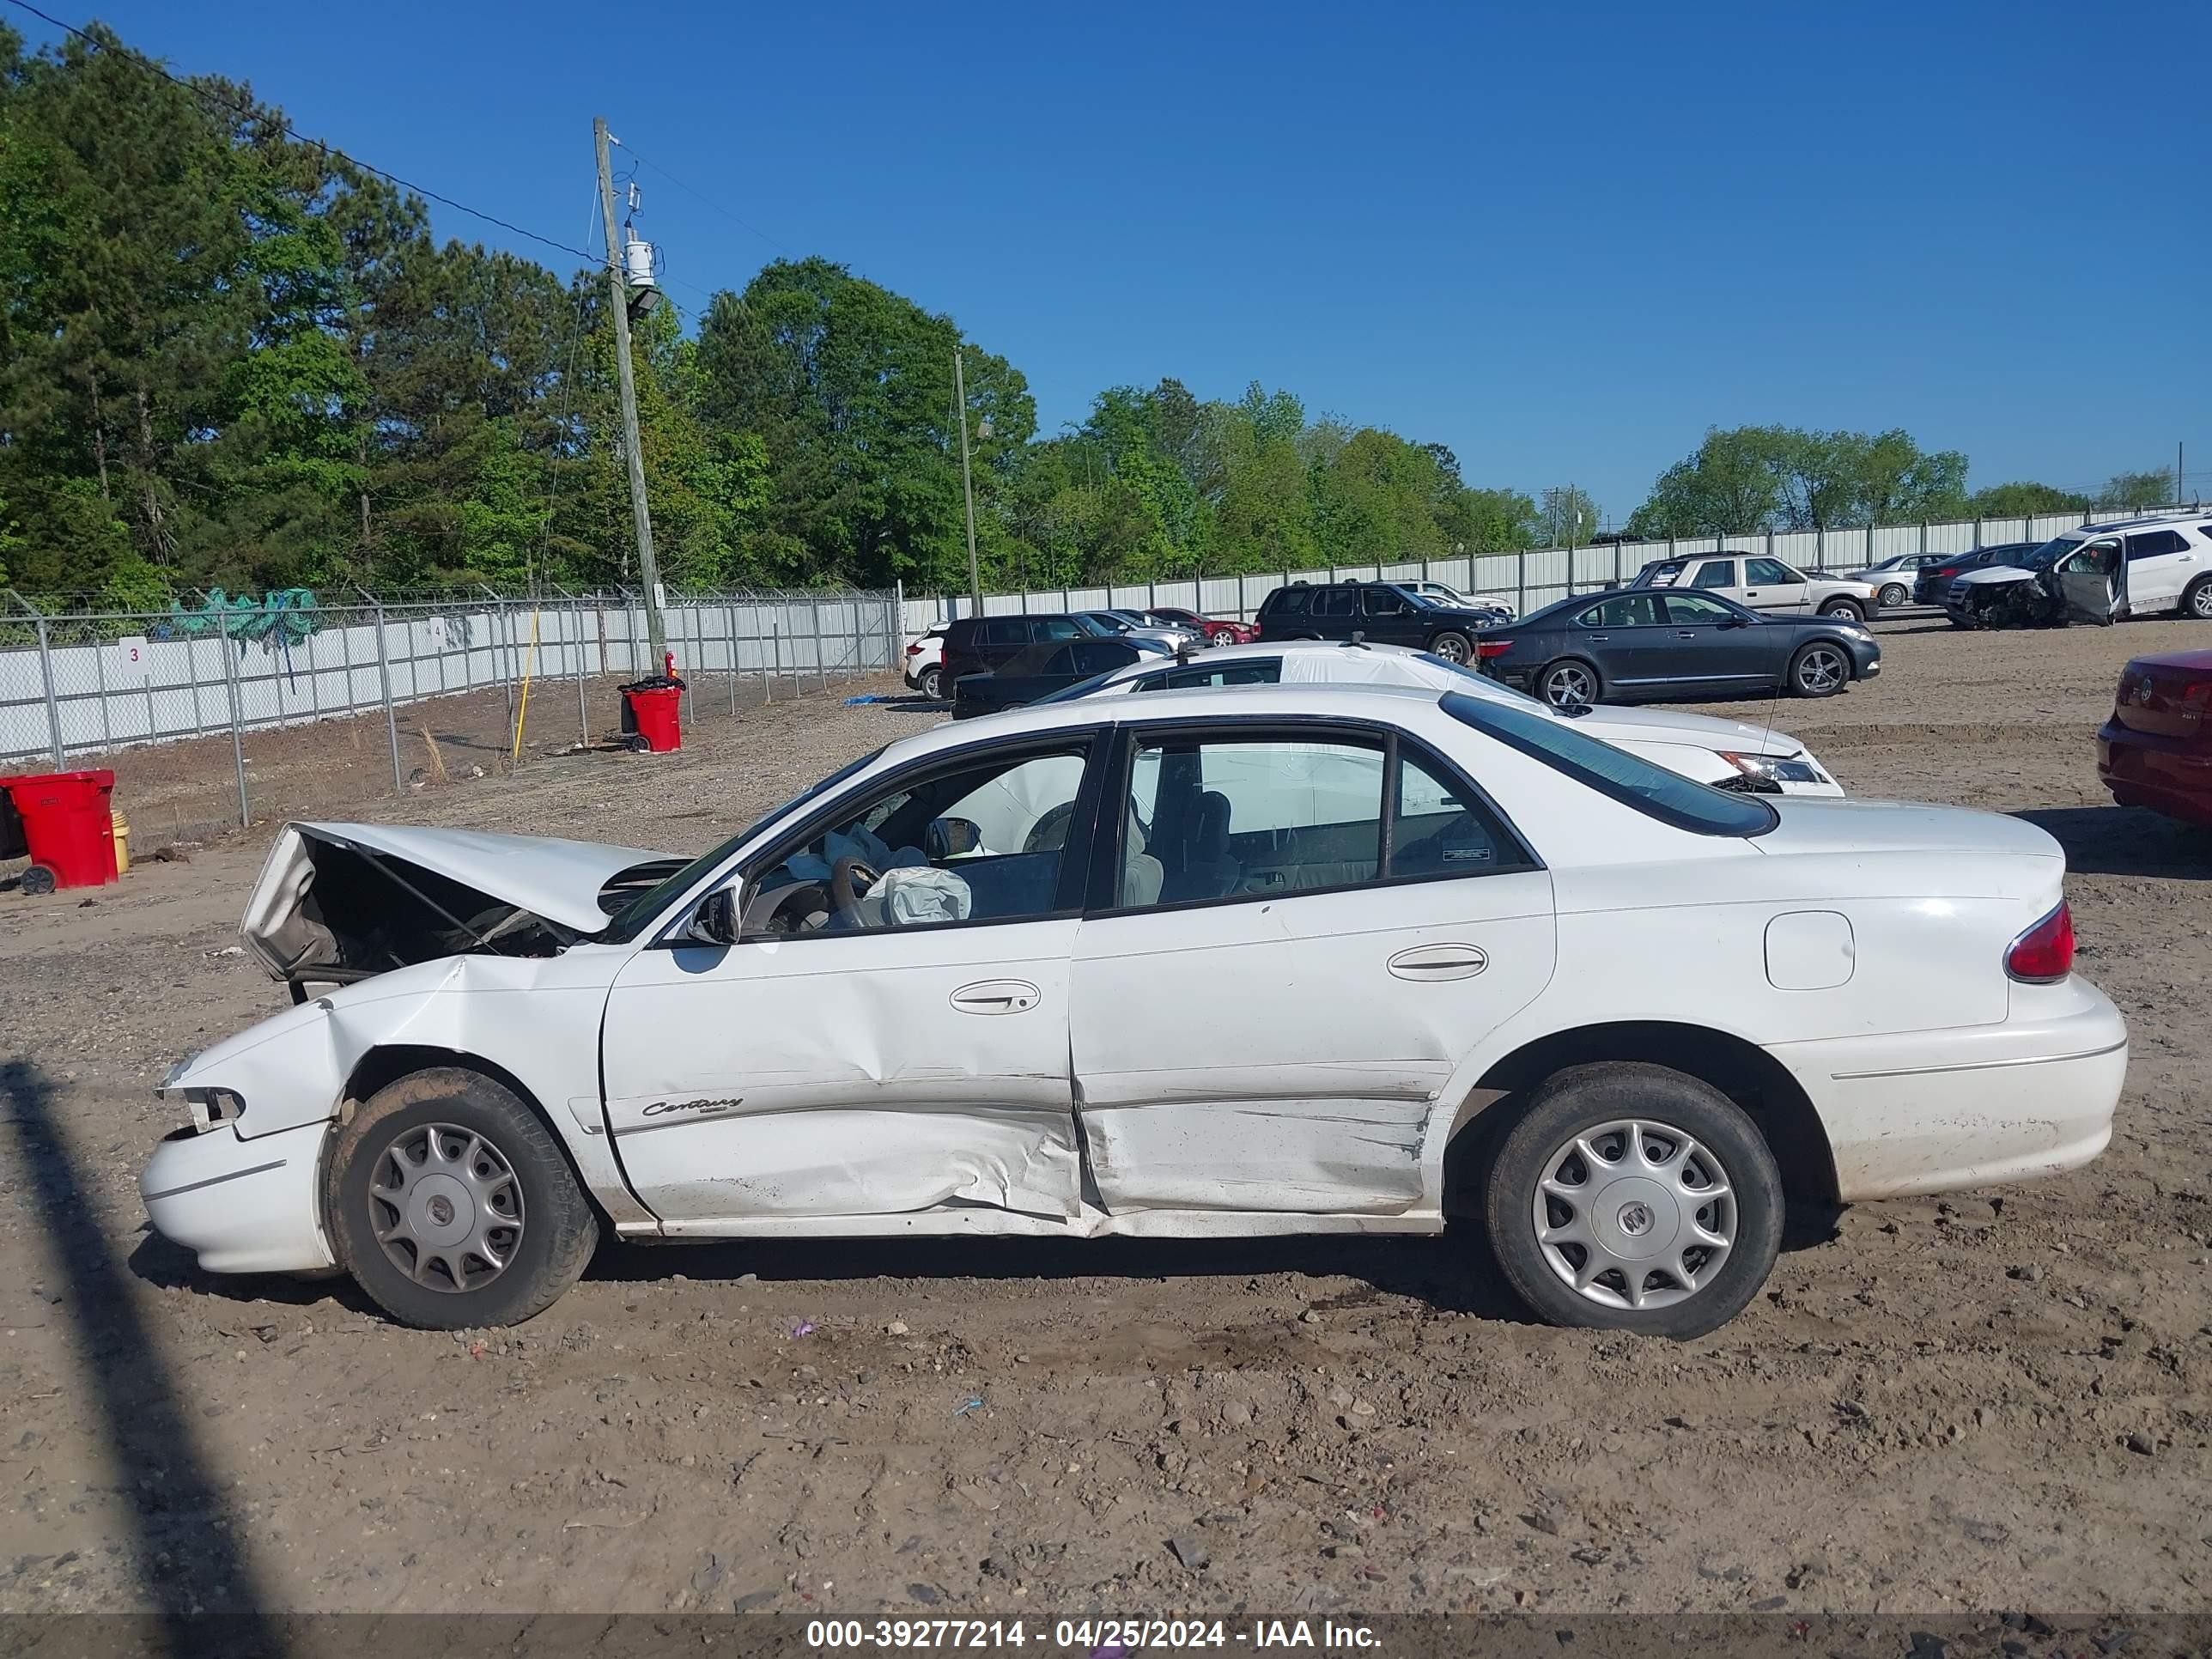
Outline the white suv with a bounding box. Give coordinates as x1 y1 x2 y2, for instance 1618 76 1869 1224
1630 553 1881 622
1946 514 2212 627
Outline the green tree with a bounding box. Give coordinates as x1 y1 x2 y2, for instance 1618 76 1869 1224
1965 481 2091 518
2097 468 2176 511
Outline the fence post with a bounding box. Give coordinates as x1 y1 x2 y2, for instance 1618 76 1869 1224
1918 522 1929 556
1516 550 1526 616
500 602 516 751
726 603 740 715
1867 522 1876 566
576 603 591 748
770 618 782 699
684 607 698 726
94 629 112 750
372 606 402 793
33 614 64 766
218 616 250 828
810 600 823 690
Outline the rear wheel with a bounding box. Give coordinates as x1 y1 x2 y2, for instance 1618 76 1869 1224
326 1067 599 1330
19 865 56 896
1536 659 1598 710
1429 630 1474 665
1788 640 1850 697
1877 582 1907 610
1483 1062 1784 1338
918 664 944 700
1206 626 1237 647
1819 598 1866 623
2185 576 2212 622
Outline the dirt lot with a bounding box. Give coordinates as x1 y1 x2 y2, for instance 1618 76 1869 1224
2 617 2209 1623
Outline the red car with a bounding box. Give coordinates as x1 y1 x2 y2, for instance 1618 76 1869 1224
1145 605 1255 646
2098 648 2212 826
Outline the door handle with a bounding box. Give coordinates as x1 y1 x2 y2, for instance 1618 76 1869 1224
1388 943 1489 982
951 979 1042 1015
1587 633 1610 642
1674 630 1698 639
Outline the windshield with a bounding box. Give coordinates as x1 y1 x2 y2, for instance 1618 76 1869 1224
1395 586 1441 608
2012 537 2080 570
1441 693 1777 836
599 746 886 942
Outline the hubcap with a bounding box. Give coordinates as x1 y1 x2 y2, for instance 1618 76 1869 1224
1798 647 1845 692
1434 635 1470 663
2193 586 2212 619
368 1121 525 1294
1531 1118 1736 1310
1545 665 1593 708
1881 585 1905 608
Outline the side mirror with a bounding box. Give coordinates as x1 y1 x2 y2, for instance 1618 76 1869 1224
925 817 982 860
1718 615 1749 629
687 887 738 945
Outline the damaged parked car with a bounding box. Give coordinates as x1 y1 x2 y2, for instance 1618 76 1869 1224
1946 516 2212 629
145 684 2124 1338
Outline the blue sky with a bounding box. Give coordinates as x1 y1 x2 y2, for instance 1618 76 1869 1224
20 0 2211 521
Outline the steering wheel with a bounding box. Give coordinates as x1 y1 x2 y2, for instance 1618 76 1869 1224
830 855 882 923
1024 801 1076 854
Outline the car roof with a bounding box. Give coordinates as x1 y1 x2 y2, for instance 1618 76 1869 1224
872 679 1448 769
2080 511 2209 534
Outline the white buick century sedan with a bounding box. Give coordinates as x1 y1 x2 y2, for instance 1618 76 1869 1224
143 682 2125 1338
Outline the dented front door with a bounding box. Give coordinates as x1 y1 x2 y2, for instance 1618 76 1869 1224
2057 538 2123 625
599 921 1083 1224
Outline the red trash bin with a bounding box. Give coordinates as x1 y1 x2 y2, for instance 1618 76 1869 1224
617 678 684 753
2 769 118 895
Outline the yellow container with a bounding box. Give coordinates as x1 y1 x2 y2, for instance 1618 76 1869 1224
111 808 131 874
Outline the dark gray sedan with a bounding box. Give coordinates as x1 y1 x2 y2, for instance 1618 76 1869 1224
1478 589 1881 709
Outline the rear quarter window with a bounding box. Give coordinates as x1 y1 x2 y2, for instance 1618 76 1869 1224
1269 588 1311 616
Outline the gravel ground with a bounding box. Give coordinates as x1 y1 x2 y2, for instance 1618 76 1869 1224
1 617 2209 1621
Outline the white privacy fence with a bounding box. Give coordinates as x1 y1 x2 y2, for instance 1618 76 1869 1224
0 588 901 825
901 507 2187 635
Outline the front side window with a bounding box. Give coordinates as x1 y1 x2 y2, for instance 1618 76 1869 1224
1691 561 1735 589
1744 558 1796 586
1658 592 1742 624
1036 616 1085 641
1441 693 1778 837
743 746 1092 935
1362 586 1412 617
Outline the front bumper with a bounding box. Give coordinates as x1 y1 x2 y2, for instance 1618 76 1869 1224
1770 981 2126 1201
141 1118 335 1275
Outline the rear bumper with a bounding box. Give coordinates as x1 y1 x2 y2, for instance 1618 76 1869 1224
1770 984 2126 1200
141 1117 334 1275
2098 722 2212 825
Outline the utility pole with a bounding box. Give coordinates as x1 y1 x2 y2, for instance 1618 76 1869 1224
955 345 982 611
594 117 667 677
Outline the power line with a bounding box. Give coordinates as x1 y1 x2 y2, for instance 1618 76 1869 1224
621 145 794 257
3 0 603 270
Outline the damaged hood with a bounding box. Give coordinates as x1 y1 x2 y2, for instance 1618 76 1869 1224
242 822 678 985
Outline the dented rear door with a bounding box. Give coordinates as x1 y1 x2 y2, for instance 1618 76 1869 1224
1068 723 1557 1216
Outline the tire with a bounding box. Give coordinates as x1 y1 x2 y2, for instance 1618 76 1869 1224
325 1066 599 1330
1206 627 1237 647
20 865 56 896
2185 576 2212 623
1818 599 1865 623
918 665 944 700
1428 629 1475 665
1877 583 1907 610
1536 658 1599 710
1482 1061 1784 1338
1788 640 1850 697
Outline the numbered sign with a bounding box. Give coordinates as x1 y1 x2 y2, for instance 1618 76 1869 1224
110 635 150 679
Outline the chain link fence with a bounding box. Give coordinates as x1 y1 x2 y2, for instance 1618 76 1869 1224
0 586 902 847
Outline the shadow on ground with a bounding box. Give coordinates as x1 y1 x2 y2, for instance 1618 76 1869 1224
2014 805 2212 880
0 1056 280 1643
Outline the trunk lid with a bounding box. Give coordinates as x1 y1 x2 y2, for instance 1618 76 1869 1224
1750 797 2062 862
242 823 681 989
2111 651 2212 741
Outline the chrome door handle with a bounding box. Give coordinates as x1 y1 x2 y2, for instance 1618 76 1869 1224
951 979 1041 1014
1388 943 1490 982
1587 633 1610 642
1675 630 1698 639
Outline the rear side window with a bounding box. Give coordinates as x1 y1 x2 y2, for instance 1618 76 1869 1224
979 619 1027 646
1270 587 1311 617
1440 692 1778 837
1692 561 1735 589
1313 587 1357 618
1577 595 1662 627
2126 531 2189 560
1135 659 1281 692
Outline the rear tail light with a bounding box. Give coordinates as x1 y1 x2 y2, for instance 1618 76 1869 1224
2005 901 2075 983
1476 640 1514 659
905 641 921 655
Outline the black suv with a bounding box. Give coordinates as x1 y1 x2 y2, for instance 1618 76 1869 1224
1254 580 1502 663
937 614 1092 687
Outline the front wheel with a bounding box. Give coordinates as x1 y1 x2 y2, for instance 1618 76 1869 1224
1536 659 1598 710
325 1067 599 1329
1877 583 1907 610
1819 599 1866 623
1483 1062 1784 1337
1788 640 1850 697
1206 627 1237 647
1428 629 1474 665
